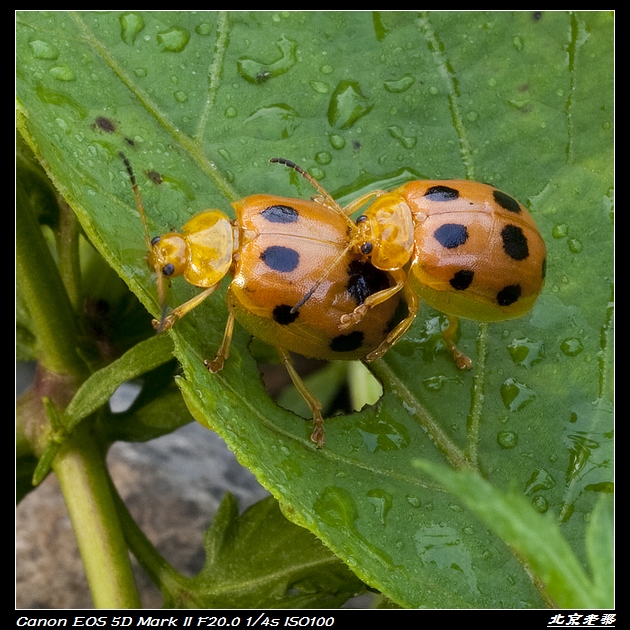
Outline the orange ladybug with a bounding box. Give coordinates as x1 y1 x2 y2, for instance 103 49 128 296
328 178 547 369
119 153 404 447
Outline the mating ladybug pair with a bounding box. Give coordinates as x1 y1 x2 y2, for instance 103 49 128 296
120 154 546 448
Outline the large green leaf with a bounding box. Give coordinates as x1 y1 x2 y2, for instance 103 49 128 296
16 11 613 608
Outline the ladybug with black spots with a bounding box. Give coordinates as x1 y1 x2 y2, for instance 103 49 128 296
331 178 547 369
119 153 405 448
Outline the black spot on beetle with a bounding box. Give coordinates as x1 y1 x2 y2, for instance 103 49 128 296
329 331 364 353
273 304 299 325
434 223 469 249
347 260 392 305
424 185 460 202
260 246 300 273
261 205 299 223
450 269 474 291
497 284 522 306
493 190 522 214
542 258 547 279
502 225 529 260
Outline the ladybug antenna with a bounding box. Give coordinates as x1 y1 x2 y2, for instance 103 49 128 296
119 151 169 329
270 157 354 228
271 157 364 314
119 151 152 251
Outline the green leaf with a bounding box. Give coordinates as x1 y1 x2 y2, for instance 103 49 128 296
586 494 614 607
167 494 366 608
64 334 174 432
17 11 613 608
414 460 612 608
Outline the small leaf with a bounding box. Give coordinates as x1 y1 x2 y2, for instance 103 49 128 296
586 494 614 608
64 334 174 431
167 494 365 608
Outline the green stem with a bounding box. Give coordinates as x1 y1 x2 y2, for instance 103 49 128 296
53 423 142 608
17 163 139 607
16 178 87 379
112 481 191 605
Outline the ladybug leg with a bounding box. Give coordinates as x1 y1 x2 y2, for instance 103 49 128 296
442 316 473 370
154 284 218 332
365 287 419 362
340 268 408 330
205 310 235 373
276 347 326 448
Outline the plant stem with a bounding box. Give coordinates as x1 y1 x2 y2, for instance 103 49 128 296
17 164 141 607
54 422 142 608
112 480 191 605
16 178 87 379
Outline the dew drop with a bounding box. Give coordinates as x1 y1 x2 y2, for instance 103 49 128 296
531 495 549 513
327 80 373 129
367 489 393 525
561 338 583 357
552 223 568 238
174 91 188 103
513 36 524 51
387 125 417 149
524 468 556 495
422 375 448 392
406 495 422 508
313 486 358 529
237 35 297 84
500 378 536 411
357 417 410 453
566 433 600 483
315 151 332 165
29 40 59 60
120 12 145 45
243 104 300 140
383 75 415 93
568 238 583 253
310 81 329 94
157 27 191 53
508 97 531 110
329 134 346 150
195 23 213 36
224 107 237 118
497 430 518 449
54 118 69 132
507 337 545 368
50 65 75 81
